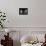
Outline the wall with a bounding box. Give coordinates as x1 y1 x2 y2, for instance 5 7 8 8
0 0 46 27
31 0 46 27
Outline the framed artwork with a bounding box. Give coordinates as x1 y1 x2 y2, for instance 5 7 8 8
19 8 28 15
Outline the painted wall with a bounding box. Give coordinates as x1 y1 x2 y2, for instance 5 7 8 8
0 0 46 27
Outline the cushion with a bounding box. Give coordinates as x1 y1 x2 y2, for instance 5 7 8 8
20 35 37 43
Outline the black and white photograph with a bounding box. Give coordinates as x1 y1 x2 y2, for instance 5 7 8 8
19 8 28 15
